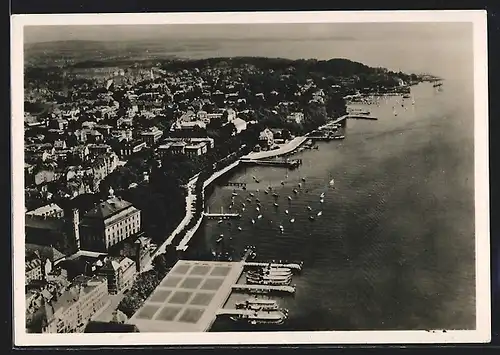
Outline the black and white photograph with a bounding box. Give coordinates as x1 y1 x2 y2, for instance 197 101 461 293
11 11 490 346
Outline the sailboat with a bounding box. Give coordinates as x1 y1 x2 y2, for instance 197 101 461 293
320 199 324 204
317 211 323 217
273 203 279 208
320 192 325 198
329 178 335 188
290 218 295 223
307 206 312 211
279 225 284 233
257 214 263 219
238 227 243 231
285 210 289 215
251 219 255 224
287 196 292 201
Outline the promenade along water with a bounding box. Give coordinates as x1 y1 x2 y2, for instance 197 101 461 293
186 80 475 331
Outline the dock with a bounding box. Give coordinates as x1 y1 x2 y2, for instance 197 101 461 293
245 261 303 272
232 284 296 294
204 212 241 220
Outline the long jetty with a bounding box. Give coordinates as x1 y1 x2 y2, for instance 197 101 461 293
204 212 241 220
232 284 296 294
240 158 302 169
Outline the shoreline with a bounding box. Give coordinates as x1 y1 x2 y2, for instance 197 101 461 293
150 135 311 259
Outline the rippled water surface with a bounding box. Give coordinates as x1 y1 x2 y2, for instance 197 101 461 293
186 80 475 331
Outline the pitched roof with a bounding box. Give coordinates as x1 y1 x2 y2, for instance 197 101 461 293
25 216 66 232
83 197 134 220
25 244 66 262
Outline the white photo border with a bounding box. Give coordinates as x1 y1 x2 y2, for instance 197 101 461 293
11 10 490 346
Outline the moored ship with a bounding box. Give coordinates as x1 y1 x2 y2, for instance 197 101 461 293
235 298 279 311
230 309 289 325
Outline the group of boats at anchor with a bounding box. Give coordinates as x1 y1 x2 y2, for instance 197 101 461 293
230 297 289 325
215 176 336 237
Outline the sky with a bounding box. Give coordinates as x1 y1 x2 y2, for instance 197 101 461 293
22 22 473 78
24 22 472 44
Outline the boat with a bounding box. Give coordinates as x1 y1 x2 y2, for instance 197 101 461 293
298 183 302 188
264 190 269 194
272 193 279 198
307 206 312 211
317 211 323 217
246 273 292 285
281 181 285 185
309 215 315 221
301 177 306 182
320 192 325 198
251 219 255 224
293 189 298 194
285 210 289 215
402 94 411 98
320 199 324 204
255 179 260 183
235 298 279 311
256 207 260 212
333 135 345 140
242 207 246 212
273 203 279 208
290 218 295 223
249 192 255 197
255 198 260 203
279 225 284 233
247 270 292 279
246 276 292 287
257 214 263 219
287 196 292 201
268 186 273 191
218 219 223 224
246 198 252 203
238 227 243 231
313 145 319 150
241 202 246 207
216 235 223 243
229 309 288 325
329 179 335 187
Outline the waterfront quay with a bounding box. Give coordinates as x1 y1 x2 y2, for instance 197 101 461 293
240 158 303 169
127 259 299 332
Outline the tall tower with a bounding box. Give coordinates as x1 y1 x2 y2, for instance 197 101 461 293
72 208 80 250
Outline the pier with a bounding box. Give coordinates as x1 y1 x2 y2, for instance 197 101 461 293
245 261 303 272
231 284 296 294
226 181 247 188
204 212 241 220
240 158 303 169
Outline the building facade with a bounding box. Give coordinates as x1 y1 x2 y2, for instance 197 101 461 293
98 256 137 294
44 275 109 333
25 258 43 284
79 193 141 252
